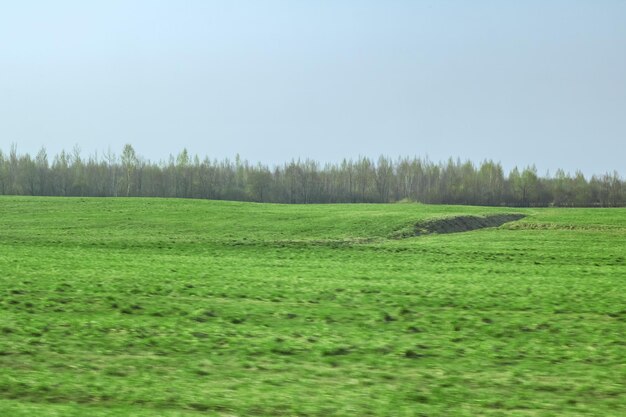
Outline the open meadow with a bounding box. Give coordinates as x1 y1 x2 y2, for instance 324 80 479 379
0 197 624 416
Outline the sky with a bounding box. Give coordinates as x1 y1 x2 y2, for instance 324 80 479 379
1 0 625 177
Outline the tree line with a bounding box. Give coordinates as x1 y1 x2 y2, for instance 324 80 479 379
0 144 623 207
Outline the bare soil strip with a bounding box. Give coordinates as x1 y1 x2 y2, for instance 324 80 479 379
413 213 526 236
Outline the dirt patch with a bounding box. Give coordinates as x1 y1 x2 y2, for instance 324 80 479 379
411 214 526 236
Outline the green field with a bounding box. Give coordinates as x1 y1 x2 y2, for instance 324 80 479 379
1 197 624 416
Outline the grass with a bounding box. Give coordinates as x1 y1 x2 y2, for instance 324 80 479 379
0 197 624 416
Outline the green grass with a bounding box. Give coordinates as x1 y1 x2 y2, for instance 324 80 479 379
1 197 624 416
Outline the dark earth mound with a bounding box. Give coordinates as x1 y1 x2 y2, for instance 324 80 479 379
413 213 526 236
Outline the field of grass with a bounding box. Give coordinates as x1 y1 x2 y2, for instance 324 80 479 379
0 197 624 416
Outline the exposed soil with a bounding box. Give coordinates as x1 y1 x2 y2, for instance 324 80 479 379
412 213 526 236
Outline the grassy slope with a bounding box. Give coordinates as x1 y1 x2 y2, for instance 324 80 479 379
0 197 624 416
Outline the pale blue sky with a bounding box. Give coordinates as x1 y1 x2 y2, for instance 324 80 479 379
1 1 624 176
